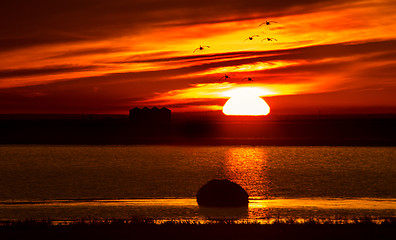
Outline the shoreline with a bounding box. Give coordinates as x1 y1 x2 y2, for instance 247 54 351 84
1 115 395 146
1 197 395 224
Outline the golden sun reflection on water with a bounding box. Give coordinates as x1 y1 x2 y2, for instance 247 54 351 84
224 147 270 198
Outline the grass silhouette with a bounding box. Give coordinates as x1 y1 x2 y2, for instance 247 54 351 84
1 217 395 240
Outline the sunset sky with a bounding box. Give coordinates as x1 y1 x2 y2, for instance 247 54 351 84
1 0 396 115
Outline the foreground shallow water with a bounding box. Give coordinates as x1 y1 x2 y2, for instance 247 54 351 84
1 198 395 222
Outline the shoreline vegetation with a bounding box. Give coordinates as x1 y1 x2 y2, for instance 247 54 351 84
1 217 395 240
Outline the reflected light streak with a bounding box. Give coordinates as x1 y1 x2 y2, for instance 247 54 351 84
249 198 396 210
224 147 270 198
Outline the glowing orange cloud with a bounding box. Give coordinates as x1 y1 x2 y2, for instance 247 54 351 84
135 82 319 112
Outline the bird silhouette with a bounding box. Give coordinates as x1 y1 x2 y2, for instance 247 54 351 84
261 37 277 42
242 77 254 81
193 45 210 53
218 74 233 81
259 20 277 26
244 35 260 42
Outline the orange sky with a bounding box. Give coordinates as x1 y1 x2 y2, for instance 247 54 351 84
1 0 396 115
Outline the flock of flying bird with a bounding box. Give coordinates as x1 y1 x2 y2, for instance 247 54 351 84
193 20 278 82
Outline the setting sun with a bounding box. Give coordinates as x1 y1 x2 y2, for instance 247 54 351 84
222 88 270 116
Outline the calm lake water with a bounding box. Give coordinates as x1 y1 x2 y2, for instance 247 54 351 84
0 145 395 221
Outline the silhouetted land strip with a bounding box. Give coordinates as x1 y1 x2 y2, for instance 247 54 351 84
0 218 395 240
1 114 395 146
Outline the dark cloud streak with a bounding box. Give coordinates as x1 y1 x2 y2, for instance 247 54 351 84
0 65 101 79
47 47 128 59
117 39 396 65
0 0 358 51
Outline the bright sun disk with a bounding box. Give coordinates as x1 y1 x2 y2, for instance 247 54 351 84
222 87 270 116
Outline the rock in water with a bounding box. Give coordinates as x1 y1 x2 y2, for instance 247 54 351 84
196 179 249 207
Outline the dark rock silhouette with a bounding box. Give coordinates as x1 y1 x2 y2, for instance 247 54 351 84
196 179 249 207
